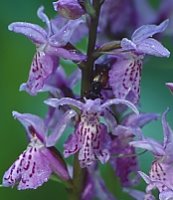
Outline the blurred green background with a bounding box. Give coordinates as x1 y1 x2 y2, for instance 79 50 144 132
0 1 173 200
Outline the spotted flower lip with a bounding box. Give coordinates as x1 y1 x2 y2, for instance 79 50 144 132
8 6 85 96
44 97 139 115
121 19 170 57
2 111 72 190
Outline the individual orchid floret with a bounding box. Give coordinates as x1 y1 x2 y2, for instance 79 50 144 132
2 111 72 190
8 6 85 95
109 20 170 105
53 0 85 20
30 65 81 97
130 109 173 199
110 112 159 187
45 97 139 167
121 19 170 57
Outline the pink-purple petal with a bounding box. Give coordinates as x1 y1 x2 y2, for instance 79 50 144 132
3 141 52 190
8 22 47 44
137 38 170 57
44 97 84 110
50 47 86 61
108 54 143 105
132 19 169 43
37 6 52 36
64 133 79 158
138 171 151 184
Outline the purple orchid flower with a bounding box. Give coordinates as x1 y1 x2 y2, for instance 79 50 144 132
53 0 85 20
109 19 170 104
110 112 159 187
45 97 139 167
2 110 75 190
130 109 173 199
8 6 85 95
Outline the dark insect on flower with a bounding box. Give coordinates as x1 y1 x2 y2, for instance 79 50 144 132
86 62 111 99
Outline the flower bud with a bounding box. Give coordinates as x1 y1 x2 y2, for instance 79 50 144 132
53 0 85 20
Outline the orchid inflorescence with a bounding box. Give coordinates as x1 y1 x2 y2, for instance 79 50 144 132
3 1 173 199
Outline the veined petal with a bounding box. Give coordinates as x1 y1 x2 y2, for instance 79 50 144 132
130 139 165 156
12 111 46 142
122 113 160 128
121 38 136 51
101 98 139 115
49 18 83 46
108 54 143 105
138 171 151 184
8 22 47 44
44 97 84 110
137 38 170 57
46 110 76 147
37 6 52 36
132 19 169 43
94 175 116 200
21 51 57 96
